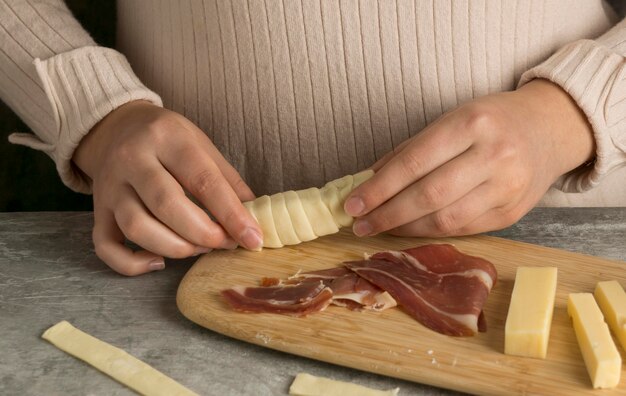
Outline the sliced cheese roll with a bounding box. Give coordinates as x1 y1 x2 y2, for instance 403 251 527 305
246 195 282 248
320 185 353 228
296 187 339 237
242 170 375 249
270 192 300 246
352 169 374 188
283 190 317 243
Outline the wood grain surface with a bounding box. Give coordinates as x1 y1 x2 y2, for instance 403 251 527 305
176 230 626 395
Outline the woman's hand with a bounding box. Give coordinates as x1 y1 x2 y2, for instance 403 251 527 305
73 101 263 276
344 79 594 237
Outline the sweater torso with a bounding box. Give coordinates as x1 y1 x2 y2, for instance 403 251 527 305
116 0 615 198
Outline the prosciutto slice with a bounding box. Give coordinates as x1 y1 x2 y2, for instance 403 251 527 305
221 244 497 336
221 281 333 316
289 268 397 311
222 267 396 316
344 244 497 336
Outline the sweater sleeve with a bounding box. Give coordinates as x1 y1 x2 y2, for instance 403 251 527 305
0 0 162 193
519 17 626 193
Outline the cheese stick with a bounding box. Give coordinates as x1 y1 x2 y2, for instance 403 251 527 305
42 321 197 396
568 293 621 389
594 280 626 351
289 373 399 396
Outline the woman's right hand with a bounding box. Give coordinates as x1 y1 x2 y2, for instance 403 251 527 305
73 100 263 276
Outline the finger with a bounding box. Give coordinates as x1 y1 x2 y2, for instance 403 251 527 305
92 206 165 277
114 185 213 257
387 182 500 237
370 110 462 172
369 136 413 172
345 121 473 217
159 143 263 250
201 136 256 202
353 147 489 236
129 162 237 249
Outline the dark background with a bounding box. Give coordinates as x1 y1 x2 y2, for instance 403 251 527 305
0 1 115 211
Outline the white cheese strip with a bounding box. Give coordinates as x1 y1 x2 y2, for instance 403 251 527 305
284 190 317 243
243 170 374 249
242 200 258 223
352 169 374 188
595 280 626 351
504 267 557 359
321 170 374 228
568 293 621 389
289 373 399 396
42 321 197 396
297 187 339 237
248 195 283 248
270 192 301 246
324 174 353 196
241 201 262 252
320 184 353 228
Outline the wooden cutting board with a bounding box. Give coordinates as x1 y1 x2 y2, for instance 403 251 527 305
176 230 626 395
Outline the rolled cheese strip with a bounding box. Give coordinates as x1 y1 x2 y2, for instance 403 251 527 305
321 174 355 228
243 200 258 222
320 184 353 228
244 195 283 248
270 192 301 246
42 321 197 396
243 170 374 249
283 190 317 243
321 170 374 228
324 174 353 192
352 169 374 188
297 187 339 237
325 174 354 205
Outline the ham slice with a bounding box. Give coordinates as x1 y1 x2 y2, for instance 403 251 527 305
221 244 497 336
289 268 397 311
222 267 396 316
344 244 497 336
221 281 333 316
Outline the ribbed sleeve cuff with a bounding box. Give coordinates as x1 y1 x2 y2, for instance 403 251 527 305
8 46 163 193
518 39 626 193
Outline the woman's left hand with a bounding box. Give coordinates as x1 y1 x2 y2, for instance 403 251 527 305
344 79 595 237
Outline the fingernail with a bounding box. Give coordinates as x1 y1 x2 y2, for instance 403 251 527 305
353 220 372 237
240 227 263 250
345 196 365 216
193 246 213 256
219 238 238 250
149 259 165 271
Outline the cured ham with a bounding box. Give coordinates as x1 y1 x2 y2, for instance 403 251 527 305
345 244 497 336
222 267 396 316
221 244 497 337
289 268 397 311
221 281 333 316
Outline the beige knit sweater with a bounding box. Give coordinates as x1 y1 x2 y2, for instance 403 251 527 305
2 0 625 206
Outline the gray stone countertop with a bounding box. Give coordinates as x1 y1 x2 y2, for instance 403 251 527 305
1 209 625 396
